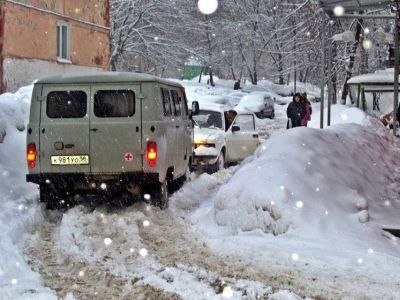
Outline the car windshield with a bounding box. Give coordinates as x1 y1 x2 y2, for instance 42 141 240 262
193 110 223 129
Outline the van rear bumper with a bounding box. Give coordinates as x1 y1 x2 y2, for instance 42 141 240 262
26 173 159 187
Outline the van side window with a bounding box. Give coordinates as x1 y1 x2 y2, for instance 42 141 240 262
181 91 189 116
94 90 135 118
161 88 172 116
170 90 181 116
47 91 87 118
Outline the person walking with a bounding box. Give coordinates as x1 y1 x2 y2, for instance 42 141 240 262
287 93 306 129
301 92 312 127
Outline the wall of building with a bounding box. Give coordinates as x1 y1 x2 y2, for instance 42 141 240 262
3 57 104 92
0 0 110 92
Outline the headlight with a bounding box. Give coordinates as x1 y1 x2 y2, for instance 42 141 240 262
195 143 216 149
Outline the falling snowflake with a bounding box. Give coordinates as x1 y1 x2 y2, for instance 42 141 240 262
292 253 299 261
333 5 345 16
11 279 17 285
315 187 320 192
296 201 304 208
222 286 233 298
357 258 363 264
362 40 372 50
17 204 25 211
45 179 51 184
280 185 285 190
104 238 112 246
198 0 218 15
143 220 150 227
270 201 275 205
78 270 85 277
2 170 10 177
368 248 374 255
340 113 348 121
325 210 329 215
100 183 107 190
129 248 135 253
139 248 148 257
144 194 151 201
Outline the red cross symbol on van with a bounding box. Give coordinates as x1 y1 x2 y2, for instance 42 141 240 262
124 153 133 161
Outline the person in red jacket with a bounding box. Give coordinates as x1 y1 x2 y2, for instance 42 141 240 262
301 92 312 127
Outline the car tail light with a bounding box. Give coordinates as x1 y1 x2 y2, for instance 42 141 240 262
27 143 37 169
146 142 157 167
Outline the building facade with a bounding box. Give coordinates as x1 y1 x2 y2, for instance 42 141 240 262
0 0 110 92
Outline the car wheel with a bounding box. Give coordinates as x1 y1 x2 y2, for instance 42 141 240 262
211 152 225 173
152 180 169 209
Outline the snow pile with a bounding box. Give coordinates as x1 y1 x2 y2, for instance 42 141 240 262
214 123 400 254
309 104 372 128
0 86 56 299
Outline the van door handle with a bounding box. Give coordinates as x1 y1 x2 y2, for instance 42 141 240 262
90 128 98 132
253 134 259 138
176 125 180 129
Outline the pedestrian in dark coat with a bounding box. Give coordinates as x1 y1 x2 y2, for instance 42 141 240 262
233 79 241 90
287 93 306 128
301 92 312 127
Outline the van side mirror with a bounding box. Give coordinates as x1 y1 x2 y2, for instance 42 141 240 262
191 101 200 116
232 125 241 132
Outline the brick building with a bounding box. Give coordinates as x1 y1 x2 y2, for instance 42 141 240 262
0 0 110 92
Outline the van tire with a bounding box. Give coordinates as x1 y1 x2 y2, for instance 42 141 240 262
40 184 65 210
152 180 169 209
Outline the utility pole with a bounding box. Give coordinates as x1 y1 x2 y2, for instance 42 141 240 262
320 10 326 129
393 2 400 136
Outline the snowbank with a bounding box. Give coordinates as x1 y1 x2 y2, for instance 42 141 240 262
214 123 400 253
181 112 400 297
0 86 56 299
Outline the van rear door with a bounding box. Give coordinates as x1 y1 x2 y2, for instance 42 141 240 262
89 85 142 173
40 86 91 173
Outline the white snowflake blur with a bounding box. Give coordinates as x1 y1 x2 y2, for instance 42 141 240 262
104 238 112 246
197 0 218 15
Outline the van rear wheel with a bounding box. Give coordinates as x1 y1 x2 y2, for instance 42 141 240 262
152 180 169 209
39 184 66 210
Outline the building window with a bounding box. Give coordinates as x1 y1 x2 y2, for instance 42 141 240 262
57 23 70 61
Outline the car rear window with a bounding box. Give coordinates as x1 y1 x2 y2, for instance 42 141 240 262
94 90 135 118
47 91 87 118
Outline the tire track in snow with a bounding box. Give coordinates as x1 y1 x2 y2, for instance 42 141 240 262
24 210 180 300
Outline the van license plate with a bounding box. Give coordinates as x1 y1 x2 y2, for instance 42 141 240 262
51 155 89 165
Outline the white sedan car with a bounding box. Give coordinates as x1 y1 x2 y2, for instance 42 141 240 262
192 104 260 173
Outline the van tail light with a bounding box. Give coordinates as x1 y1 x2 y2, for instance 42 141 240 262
27 143 37 169
146 142 157 167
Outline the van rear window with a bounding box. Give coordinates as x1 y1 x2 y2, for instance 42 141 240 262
94 90 135 118
47 91 87 118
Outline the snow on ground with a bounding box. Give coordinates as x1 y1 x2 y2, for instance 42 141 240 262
2 78 400 299
0 86 56 299
172 103 400 298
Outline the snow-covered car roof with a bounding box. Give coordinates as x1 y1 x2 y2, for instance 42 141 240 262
35 72 183 87
197 102 231 114
235 92 273 112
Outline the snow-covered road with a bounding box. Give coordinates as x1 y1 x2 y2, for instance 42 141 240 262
2 80 400 299
24 168 301 300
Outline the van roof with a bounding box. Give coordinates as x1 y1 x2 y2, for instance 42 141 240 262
35 72 184 87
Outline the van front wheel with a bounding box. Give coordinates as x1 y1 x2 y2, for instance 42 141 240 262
152 180 169 209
